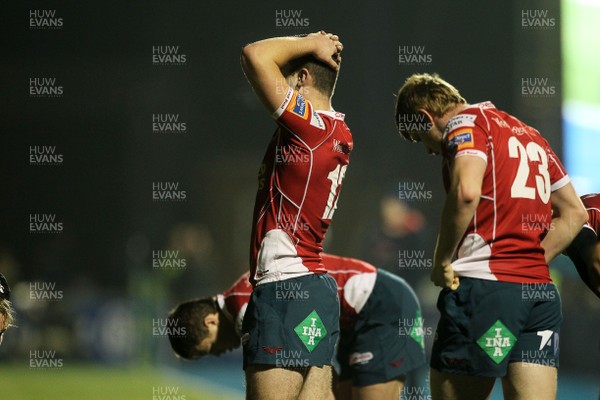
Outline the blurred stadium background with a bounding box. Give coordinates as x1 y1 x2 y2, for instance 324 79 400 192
1 0 598 398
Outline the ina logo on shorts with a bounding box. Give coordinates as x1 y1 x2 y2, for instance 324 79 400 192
294 310 327 352
476 320 516 364
409 310 425 349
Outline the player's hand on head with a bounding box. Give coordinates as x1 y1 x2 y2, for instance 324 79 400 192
309 30 343 70
431 263 460 290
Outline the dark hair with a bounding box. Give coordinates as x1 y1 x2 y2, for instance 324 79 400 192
285 55 339 97
167 297 218 360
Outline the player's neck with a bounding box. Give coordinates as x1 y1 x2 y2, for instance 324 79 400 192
302 89 332 111
449 103 469 118
443 104 469 126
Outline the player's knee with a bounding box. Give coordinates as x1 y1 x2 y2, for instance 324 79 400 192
299 365 333 399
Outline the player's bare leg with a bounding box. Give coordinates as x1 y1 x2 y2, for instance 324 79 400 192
430 368 495 400
298 365 333 400
501 362 557 400
352 377 405 400
245 365 303 400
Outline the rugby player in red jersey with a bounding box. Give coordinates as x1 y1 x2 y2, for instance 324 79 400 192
240 31 352 399
168 254 426 400
565 193 600 297
394 73 587 399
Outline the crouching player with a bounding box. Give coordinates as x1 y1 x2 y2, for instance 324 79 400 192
167 254 426 400
564 193 600 298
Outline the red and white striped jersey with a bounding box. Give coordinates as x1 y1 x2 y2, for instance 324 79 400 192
321 254 377 333
581 193 600 236
218 273 252 337
442 102 570 283
249 88 353 286
218 254 376 336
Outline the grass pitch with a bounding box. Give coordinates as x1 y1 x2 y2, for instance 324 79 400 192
0 364 239 400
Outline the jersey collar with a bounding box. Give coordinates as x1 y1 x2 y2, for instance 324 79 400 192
316 110 345 121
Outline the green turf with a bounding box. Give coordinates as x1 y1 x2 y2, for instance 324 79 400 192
0 364 234 400
562 0 600 104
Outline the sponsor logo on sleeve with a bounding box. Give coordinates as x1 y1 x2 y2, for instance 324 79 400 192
287 92 309 119
447 128 474 151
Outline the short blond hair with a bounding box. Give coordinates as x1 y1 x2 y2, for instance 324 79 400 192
395 73 466 141
0 299 14 329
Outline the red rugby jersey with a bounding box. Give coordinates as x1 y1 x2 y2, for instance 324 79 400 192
219 254 376 336
321 254 377 333
218 273 253 336
442 102 570 283
581 193 600 236
249 88 353 286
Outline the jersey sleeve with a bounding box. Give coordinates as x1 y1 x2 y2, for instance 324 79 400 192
443 114 488 163
271 87 327 139
581 194 600 235
221 272 253 336
541 138 570 191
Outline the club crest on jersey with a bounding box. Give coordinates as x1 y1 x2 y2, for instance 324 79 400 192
287 92 309 119
447 128 474 151
492 117 510 129
332 139 352 154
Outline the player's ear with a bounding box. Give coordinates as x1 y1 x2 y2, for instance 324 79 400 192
418 108 435 126
203 312 219 327
297 68 310 88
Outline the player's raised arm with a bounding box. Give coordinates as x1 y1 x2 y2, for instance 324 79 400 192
432 155 486 289
541 183 587 262
565 228 600 298
240 31 342 113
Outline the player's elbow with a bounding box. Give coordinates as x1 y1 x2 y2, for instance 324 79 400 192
564 204 589 233
241 43 261 73
240 46 251 73
574 206 589 228
456 182 481 205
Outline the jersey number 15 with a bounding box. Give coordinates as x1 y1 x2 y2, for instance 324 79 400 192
322 164 347 220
